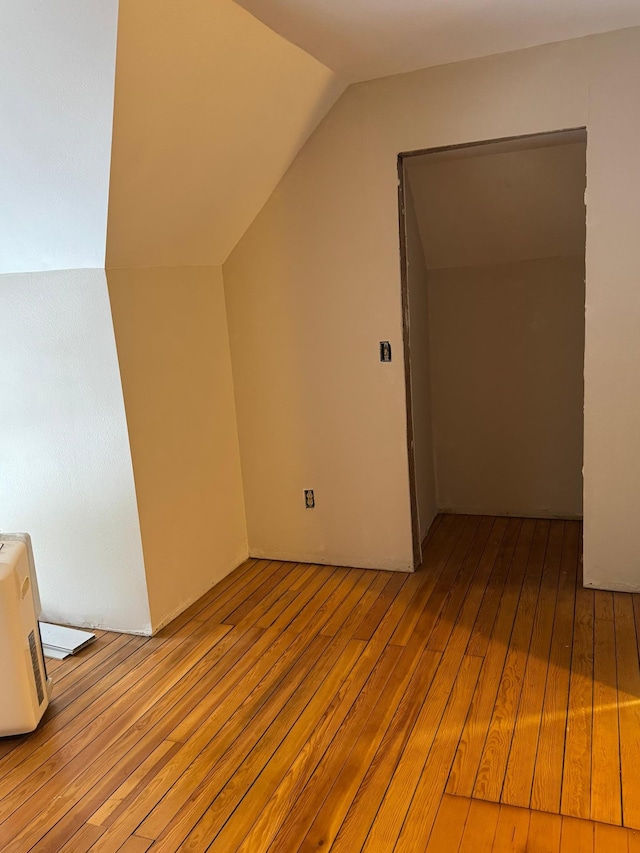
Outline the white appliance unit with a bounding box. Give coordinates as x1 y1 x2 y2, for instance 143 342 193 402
0 534 51 736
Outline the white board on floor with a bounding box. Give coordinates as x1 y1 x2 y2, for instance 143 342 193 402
39 623 96 654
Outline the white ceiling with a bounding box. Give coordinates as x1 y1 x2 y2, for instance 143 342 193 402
233 0 640 81
405 136 587 270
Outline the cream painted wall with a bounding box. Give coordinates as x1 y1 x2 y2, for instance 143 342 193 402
224 89 416 571
404 183 437 543
0 269 150 633
0 1 118 274
406 141 587 269
106 0 344 269
583 29 640 592
406 137 586 520
107 266 248 631
428 257 585 518
224 28 640 591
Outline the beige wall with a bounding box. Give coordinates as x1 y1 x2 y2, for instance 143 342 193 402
584 30 640 592
406 140 587 269
406 136 586 521
224 90 414 571
107 266 247 630
428 257 585 517
224 28 640 591
106 0 343 269
404 182 437 543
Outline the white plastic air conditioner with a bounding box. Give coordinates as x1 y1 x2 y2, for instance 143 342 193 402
0 534 52 736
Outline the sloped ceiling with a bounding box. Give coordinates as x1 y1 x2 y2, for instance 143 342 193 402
234 0 640 81
106 0 344 269
405 138 587 270
0 0 119 274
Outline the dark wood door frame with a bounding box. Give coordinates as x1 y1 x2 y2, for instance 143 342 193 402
397 154 422 570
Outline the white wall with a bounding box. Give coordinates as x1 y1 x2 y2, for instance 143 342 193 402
404 181 437 543
0 1 119 274
107 266 248 631
0 269 151 633
224 28 640 591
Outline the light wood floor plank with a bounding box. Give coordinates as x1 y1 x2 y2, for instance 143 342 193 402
0 607 254 792
148 640 364 852
335 570 392 640
530 521 580 813
183 640 368 853
194 559 286 625
615 591 640 830
502 520 564 808
560 817 595 853
57 822 106 853
473 520 550 802
96 634 337 853
0 620 237 809
237 641 414 853
361 650 479 852
222 560 294 624
265 568 362 636
424 794 472 853
389 514 469 647
295 647 441 853
3 513 639 852
269 565 337 633
428 516 505 653
447 518 532 798
560 815 594 851
353 571 408 641
49 631 137 694
228 643 405 853
492 802 531 851
1 623 239 852
466 518 522 657
328 647 443 853
561 573 594 820
0 633 146 766
459 799 501 852
81 637 326 852
590 590 622 825
118 837 154 853
319 569 378 637
594 821 630 852
11 626 258 852
88 740 181 828
527 809 563 852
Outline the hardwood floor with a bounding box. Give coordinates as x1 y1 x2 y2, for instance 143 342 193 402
1 513 639 851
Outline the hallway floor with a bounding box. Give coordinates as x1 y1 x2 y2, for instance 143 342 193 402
1 514 639 851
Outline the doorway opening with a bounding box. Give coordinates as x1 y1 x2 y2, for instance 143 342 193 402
399 129 587 567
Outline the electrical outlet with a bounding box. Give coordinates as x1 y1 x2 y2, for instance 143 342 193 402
380 341 392 362
304 489 315 509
